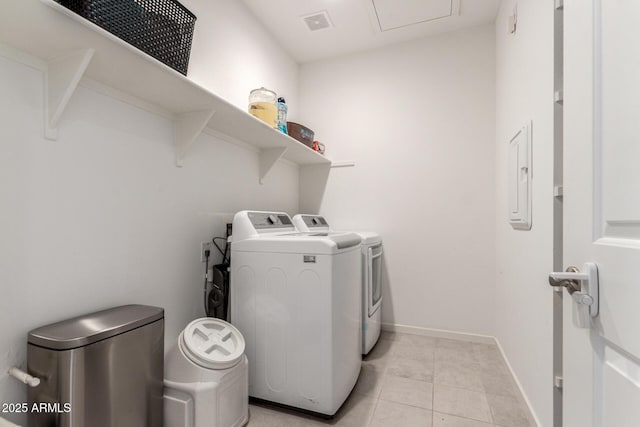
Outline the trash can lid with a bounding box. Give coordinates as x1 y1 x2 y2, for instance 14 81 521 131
180 318 245 370
28 305 164 350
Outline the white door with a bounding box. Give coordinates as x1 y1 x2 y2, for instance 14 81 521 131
563 1 640 426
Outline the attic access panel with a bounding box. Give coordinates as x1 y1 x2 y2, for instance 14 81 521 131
372 0 458 31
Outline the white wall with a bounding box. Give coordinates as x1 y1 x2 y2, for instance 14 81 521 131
494 1 555 426
298 26 496 336
0 1 300 423
185 0 299 118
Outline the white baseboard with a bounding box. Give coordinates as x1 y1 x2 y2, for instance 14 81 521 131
381 322 495 344
493 338 542 427
381 322 541 427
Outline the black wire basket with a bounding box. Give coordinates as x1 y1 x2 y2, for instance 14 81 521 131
55 0 196 75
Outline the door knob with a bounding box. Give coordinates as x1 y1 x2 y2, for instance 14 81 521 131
548 266 583 294
549 263 599 319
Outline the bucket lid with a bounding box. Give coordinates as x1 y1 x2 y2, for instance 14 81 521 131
180 318 245 370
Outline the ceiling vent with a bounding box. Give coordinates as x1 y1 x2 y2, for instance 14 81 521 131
302 11 333 32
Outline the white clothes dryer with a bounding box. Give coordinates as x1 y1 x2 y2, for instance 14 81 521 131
230 211 362 416
292 215 383 356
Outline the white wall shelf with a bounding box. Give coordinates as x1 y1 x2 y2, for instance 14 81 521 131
0 0 330 180
330 161 356 168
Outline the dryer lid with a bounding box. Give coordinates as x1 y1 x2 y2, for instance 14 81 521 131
355 231 382 245
180 318 245 370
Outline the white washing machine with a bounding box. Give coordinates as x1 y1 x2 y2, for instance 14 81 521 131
292 214 383 356
229 211 362 416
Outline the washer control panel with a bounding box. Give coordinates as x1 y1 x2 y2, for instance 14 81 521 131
248 212 294 230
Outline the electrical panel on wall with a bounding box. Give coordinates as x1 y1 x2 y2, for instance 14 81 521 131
508 122 532 230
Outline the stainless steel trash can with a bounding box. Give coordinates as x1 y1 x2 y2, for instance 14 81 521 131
27 305 164 427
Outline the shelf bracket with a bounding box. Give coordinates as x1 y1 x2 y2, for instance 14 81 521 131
299 163 332 213
175 109 216 167
259 147 288 184
44 48 95 140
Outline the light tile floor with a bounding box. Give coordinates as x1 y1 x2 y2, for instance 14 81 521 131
246 332 535 427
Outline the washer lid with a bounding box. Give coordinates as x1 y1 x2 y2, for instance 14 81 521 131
181 318 245 370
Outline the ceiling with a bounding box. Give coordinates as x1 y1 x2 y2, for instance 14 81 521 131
241 0 501 63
